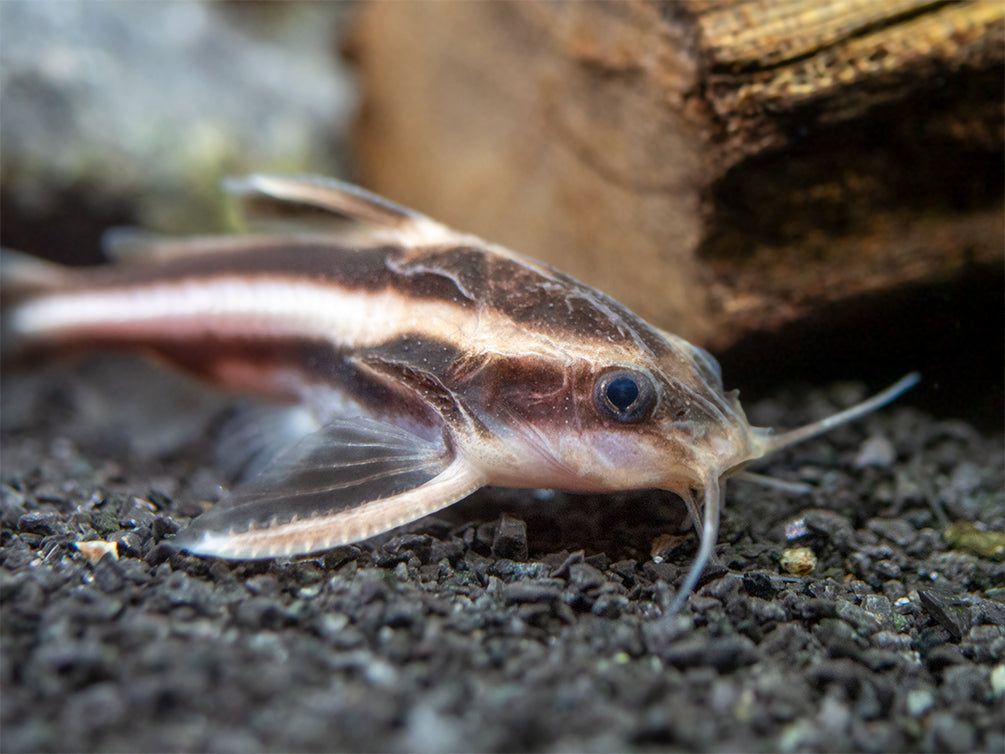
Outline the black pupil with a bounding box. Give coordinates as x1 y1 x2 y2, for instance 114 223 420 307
606 376 639 410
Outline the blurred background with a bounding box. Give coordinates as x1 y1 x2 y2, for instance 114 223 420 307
1 1 355 258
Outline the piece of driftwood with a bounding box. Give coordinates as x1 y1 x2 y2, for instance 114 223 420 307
346 0 1003 352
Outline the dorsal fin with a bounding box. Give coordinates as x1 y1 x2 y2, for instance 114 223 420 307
101 228 291 264
225 174 457 245
99 174 463 264
0 248 71 299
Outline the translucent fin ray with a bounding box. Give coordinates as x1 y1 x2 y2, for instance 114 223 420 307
174 417 485 559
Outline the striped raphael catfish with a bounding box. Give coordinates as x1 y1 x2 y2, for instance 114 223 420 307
3 175 918 614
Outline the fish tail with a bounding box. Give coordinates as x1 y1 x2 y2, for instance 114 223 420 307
1 249 73 356
2 248 72 294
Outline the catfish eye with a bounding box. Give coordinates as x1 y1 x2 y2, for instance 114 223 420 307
594 369 656 423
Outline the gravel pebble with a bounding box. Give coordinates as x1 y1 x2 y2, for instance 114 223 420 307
2 365 1002 752
491 515 529 561
919 588 971 640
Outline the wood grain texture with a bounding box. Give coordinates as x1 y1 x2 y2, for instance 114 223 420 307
347 0 1003 351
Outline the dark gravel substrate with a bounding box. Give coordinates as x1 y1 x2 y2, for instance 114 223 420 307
2 357 1003 753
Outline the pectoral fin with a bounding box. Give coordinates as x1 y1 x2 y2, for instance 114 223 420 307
173 418 485 559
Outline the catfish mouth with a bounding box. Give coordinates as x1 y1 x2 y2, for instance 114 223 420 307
661 373 920 617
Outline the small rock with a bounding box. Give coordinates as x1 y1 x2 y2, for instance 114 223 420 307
867 518 917 547
873 559 903 580
943 521 1005 561
1 542 36 570
801 509 857 550
918 589 970 640
89 509 121 536
861 594 894 630
915 625 952 655
835 601 883 634
74 540 119 564
548 550 584 579
321 546 364 570
872 631 913 650
118 497 157 528
972 598 1005 628
245 574 280 597
568 562 605 592
894 471 926 506
991 664 1005 698
854 435 896 468
925 712 976 754
940 664 991 704
806 658 867 696
962 625 1005 663
641 611 694 652
882 580 908 601
660 635 757 672
585 552 609 571
815 618 868 660
117 559 152 585
780 547 816 576
17 511 61 536
642 560 678 584
234 596 293 630
90 553 123 592
685 594 721 614
491 516 528 561
591 593 628 619
860 648 902 671
474 522 496 552
785 516 809 540
699 574 741 603
800 598 839 621
143 542 175 566
906 687 935 716
382 534 433 564
984 586 1005 602
151 515 179 541
745 596 787 623
609 559 639 585
503 580 563 605
807 580 844 601
892 595 914 615
924 645 966 672
146 487 174 511
948 462 982 496
107 529 146 558
742 571 776 599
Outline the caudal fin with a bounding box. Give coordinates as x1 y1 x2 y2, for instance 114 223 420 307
1 249 72 355
1 249 71 299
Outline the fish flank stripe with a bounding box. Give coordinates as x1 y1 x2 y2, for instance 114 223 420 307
12 275 659 367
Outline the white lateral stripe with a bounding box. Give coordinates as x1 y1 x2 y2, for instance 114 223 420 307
13 277 635 361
